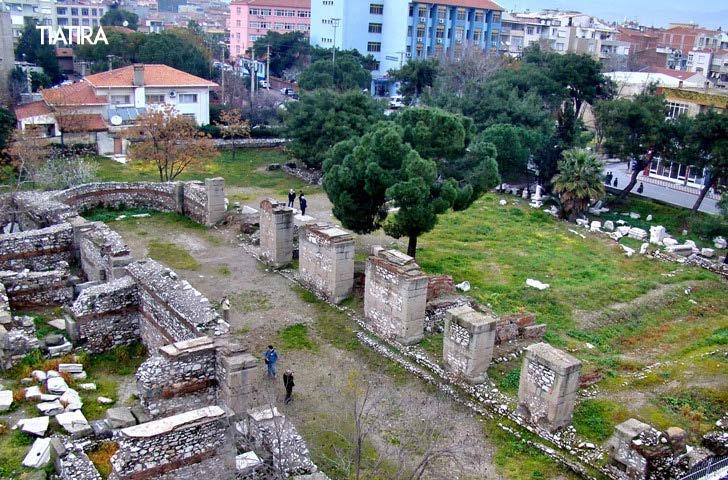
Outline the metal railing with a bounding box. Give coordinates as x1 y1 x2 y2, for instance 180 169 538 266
679 456 728 480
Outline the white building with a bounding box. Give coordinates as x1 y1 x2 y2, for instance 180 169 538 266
605 67 708 97
687 49 713 75
15 64 218 156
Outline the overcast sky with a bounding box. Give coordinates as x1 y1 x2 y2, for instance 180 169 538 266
497 0 728 29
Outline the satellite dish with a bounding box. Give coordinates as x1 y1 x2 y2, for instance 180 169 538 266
122 20 129 27
168 91 177 98
110 115 123 126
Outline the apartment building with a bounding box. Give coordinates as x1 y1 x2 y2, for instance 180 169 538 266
229 0 311 59
311 0 502 95
54 1 108 28
3 0 55 41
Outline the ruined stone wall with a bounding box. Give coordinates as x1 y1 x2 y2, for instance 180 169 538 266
11 191 79 229
259 199 294 268
0 314 39 369
442 305 497 384
68 276 140 353
0 223 74 271
136 337 218 417
363 248 428 345
0 281 10 326
109 406 230 480
126 260 228 351
78 222 133 282
57 444 103 480
0 267 73 308
299 224 354 304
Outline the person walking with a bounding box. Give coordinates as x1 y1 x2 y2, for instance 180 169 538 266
220 296 230 322
264 345 278 378
299 192 307 216
613 177 619 188
605 172 613 185
283 369 295 404
287 189 296 208
637 182 644 194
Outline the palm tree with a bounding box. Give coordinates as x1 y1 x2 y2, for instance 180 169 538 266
552 148 605 221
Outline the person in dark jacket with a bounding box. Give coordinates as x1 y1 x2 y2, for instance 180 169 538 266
287 189 296 208
299 192 307 216
264 345 278 378
283 369 295 404
605 172 613 185
613 177 619 187
637 182 644 194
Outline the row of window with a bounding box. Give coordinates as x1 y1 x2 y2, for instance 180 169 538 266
56 7 104 16
247 22 309 31
408 25 496 42
247 8 310 18
405 4 500 23
109 94 198 105
57 18 99 27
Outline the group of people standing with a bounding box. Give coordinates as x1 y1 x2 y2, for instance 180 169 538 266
604 172 644 193
288 189 307 216
265 345 295 404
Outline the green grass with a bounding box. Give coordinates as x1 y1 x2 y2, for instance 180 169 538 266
572 399 630 443
146 240 200 270
0 429 34 478
498 366 521 393
91 149 318 195
83 343 147 377
279 323 318 351
419 334 443 357
229 290 272 314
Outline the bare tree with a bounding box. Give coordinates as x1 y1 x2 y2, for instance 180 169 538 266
128 105 217 182
216 108 250 160
248 90 284 126
431 47 508 97
54 107 88 146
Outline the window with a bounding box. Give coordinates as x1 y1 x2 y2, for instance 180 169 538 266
667 102 688 118
71 8 78 15
527 26 534 35
555 42 564 51
250 8 259 15
367 42 381 52
82 18 89 26
249 21 259 28
275 9 284 16
418 5 427 17
146 94 165 104
81 8 88 15
284 23 294 30
455 27 464 42
473 29 481 41
236 7 241 14
417 26 425 37
409 4 413 16
236 20 241 27
437 7 446 19
456 8 465 20
91 8 97 15
58 18 68 26
474 11 484 22
56 7 66 15
369 23 382 33
492 11 501 22
370 4 383 15
286 10 296 16
407 26 412 36
179 94 198 104
260 8 271 15
298 10 310 17
71 18 79 26
110 95 131 105
436 25 444 38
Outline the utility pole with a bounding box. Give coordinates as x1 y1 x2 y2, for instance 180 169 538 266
266 43 271 88
331 18 341 64
219 42 226 105
396 51 405 67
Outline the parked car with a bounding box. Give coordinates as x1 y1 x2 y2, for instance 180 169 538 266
259 80 270 89
389 95 404 109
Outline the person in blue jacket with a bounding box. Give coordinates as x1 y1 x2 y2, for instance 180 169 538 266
264 345 278 378
299 192 307 216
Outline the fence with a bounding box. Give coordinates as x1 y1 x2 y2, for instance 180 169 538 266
679 456 728 480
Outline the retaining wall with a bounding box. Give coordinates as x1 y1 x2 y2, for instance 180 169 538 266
0 267 73 308
0 223 75 272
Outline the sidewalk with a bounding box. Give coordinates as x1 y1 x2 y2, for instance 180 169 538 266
604 163 720 214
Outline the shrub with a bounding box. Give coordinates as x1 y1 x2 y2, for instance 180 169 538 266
691 215 728 239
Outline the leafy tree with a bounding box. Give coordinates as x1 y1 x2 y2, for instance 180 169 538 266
100 8 139 30
552 149 605 221
593 91 668 199
137 30 212 79
30 70 52 91
216 109 250 160
0 108 16 153
480 124 531 182
719 192 728 220
323 123 474 257
310 47 378 71
252 31 309 77
298 56 372 92
15 19 62 83
129 105 217 181
393 107 471 161
389 58 438 100
285 90 383 169
684 110 728 212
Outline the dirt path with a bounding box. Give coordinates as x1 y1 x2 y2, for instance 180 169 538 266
109 216 502 480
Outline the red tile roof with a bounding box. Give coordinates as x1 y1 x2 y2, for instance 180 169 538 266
14 101 53 120
55 47 74 58
71 114 108 132
646 66 701 81
41 81 108 106
84 64 218 88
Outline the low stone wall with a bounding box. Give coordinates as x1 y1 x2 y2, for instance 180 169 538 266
77 222 133 282
0 314 39 370
299 223 354 304
11 191 79 229
136 337 218 418
0 267 74 308
426 275 455 301
109 406 230 480
495 312 547 345
68 276 141 353
0 222 75 272
126 260 228 351
57 444 103 480
0 282 10 326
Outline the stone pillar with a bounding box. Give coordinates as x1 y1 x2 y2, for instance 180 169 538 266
259 199 294 268
216 339 258 420
205 177 226 226
299 223 355 304
363 247 428 345
442 305 497 383
517 342 581 431
606 418 651 479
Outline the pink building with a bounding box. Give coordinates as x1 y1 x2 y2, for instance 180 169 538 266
229 0 311 59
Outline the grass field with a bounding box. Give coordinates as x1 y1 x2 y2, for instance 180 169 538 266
90 148 316 197
416 194 728 445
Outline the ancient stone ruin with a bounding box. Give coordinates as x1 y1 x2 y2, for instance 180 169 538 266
442 305 497 383
298 223 355 304
363 247 429 345
0 180 325 480
517 342 581 431
259 198 295 268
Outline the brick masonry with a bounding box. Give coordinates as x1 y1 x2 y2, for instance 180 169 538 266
443 305 497 384
0 222 74 272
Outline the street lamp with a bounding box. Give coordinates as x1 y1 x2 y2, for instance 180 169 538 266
219 41 227 105
330 18 341 64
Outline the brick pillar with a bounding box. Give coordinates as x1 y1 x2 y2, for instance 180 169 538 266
442 305 497 383
517 342 581 431
299 223 355 304
217 347 258 420
363 247 428 345
259 199 294 268
205 177 226 226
